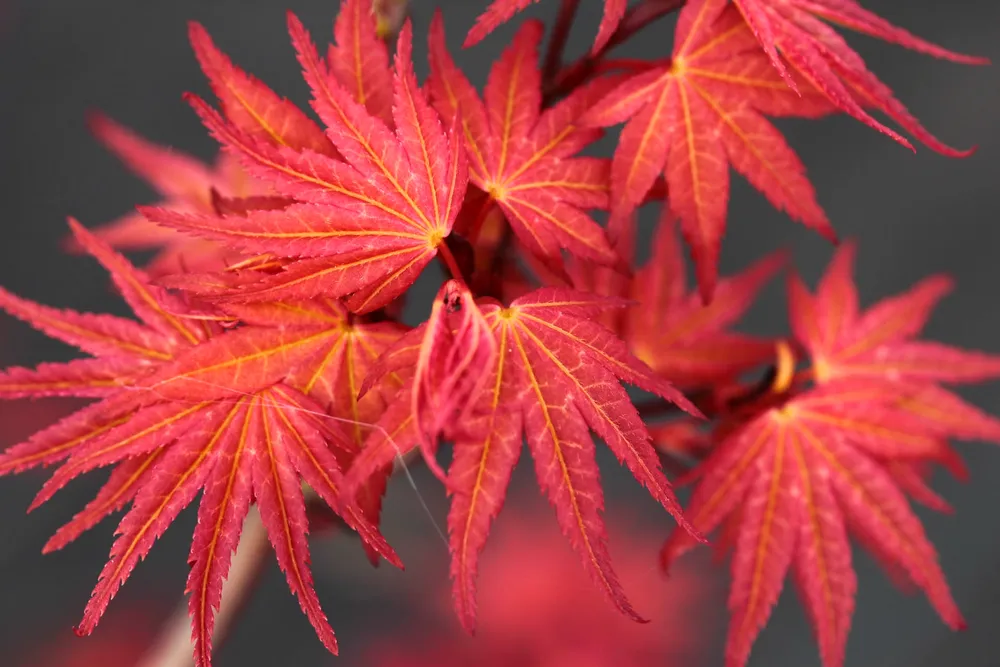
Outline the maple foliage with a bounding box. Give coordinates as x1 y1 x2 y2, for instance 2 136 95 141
572 210 785 389
428 14 621 275
732 0 988 152
661 243 1000 667
0 221 401 667
582 0 836 299
582 0 983 299
75 112 259 277
345 286 702 632
153 10 468 314
1 0 996 666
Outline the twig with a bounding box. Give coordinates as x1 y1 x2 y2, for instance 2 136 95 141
543 0 582 85
136 509 271 667
545 0 687 102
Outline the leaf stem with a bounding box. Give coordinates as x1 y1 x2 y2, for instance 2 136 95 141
437 240 467 284
465 193 496 247
545 0 687 101
543 0 582 85
136 508 271 667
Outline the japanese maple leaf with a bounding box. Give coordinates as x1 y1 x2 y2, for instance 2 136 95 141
732 0 988 152
661 376 965 667
188 21 336 156
216 295 410 565
428 15 620 273
0 218 210 402
582 0 836 300
367 504 712 667
573 209 785 388
192 0 395 147
788 241 1000 449
0 223 400 667
161 17 467 313
345 287 702 633
79 112 262 276
465 0 626 55
790 240 1000 387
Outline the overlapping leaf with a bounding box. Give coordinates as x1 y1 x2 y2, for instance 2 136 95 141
218 296 409 564
465 0 626 55
573 209 785 388
582 0 835 299
79 113 263 276
163 17 467 313
791 241 1000 386
0 218 207 403
0 223 400 667
345 287 702 633
733 0 987 152
788 241 1000 450
189 21 336 156
662 377 964 667
428 15 620 273
661 240 1000 666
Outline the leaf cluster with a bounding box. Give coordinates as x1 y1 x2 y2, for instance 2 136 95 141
0 1 994 666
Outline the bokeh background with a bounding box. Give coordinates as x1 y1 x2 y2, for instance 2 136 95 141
1 0 999 665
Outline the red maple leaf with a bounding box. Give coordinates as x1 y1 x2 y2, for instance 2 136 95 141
788 240 1000 459
188 21 336 156
465 0 626 55
428 14 620 274
153 15 468 313
790 240 1000 388
661 371 965 667
212 296 411 566
0 221 400 667
572 209 785 389
660 239 1000 667
581 0 836 299
79 113 261 277
345 286 702 632
732 0 988 151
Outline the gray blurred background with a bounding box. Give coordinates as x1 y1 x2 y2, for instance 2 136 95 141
1 0 999 665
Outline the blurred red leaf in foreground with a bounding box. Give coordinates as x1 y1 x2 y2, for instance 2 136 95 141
367 501 717 667
17 603 158 667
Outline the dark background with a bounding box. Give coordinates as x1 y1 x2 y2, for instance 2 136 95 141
1 0 999 665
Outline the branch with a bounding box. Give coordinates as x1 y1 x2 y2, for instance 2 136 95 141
136 509 271 667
